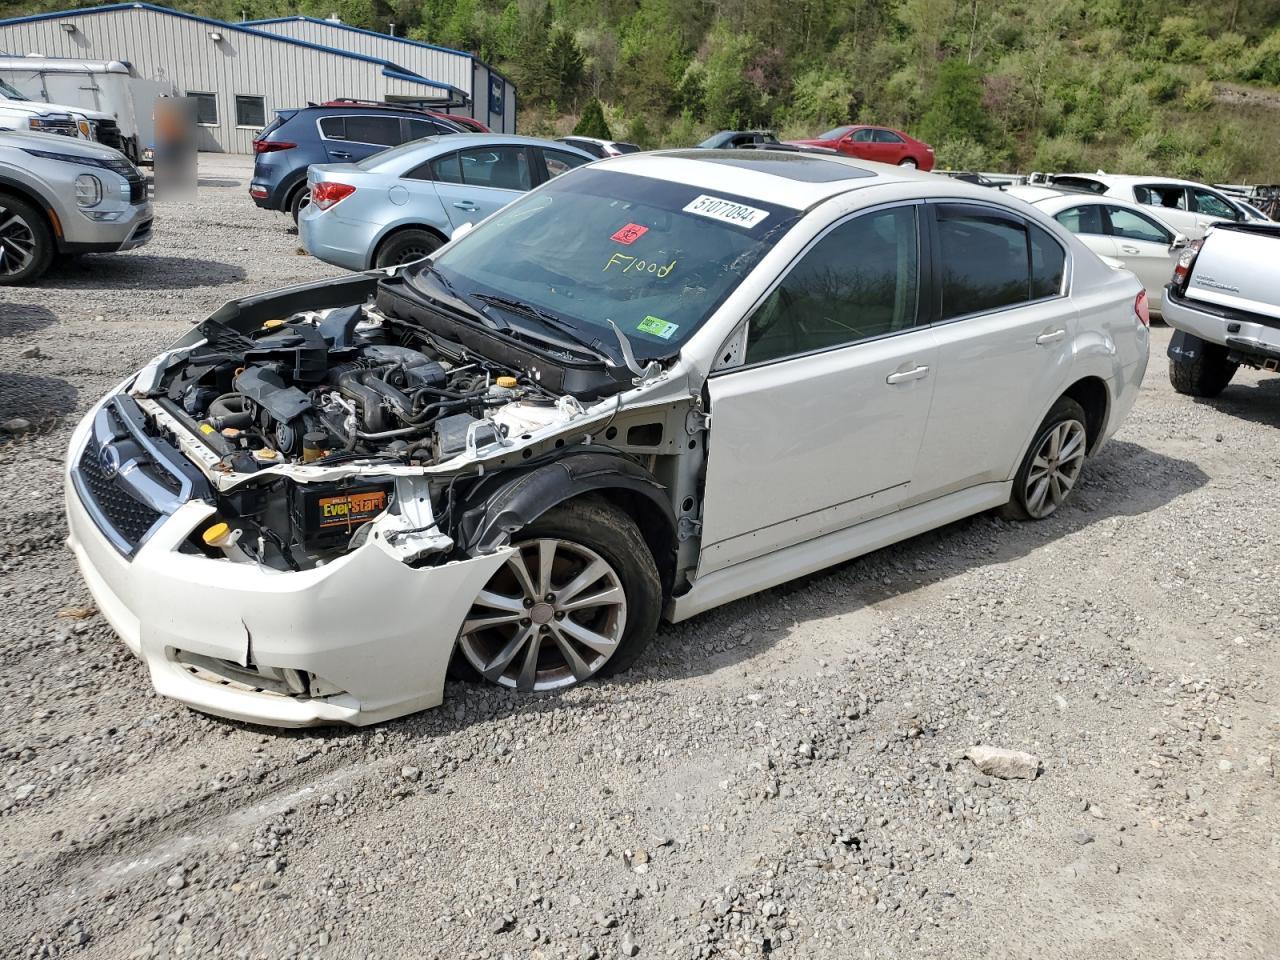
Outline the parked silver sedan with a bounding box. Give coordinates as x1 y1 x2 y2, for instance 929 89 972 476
299 134 594 271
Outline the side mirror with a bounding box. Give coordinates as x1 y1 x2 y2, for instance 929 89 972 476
1171 233 1188 249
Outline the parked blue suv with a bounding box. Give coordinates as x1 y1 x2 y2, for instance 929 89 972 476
249 102 464 222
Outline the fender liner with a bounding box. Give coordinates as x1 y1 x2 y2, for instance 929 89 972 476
0 173 59 237
458 451 677 558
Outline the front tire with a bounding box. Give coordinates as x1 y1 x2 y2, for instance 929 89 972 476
1169 336 1237 397
456 499 661 693
373 228 443 269
1003 398 1089 521
0 194 54 286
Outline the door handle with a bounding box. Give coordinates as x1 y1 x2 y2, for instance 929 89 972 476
453 201 479 211
886 364 930 384
1036 329 1066 345
1120 245 1140 255
329 151 352 159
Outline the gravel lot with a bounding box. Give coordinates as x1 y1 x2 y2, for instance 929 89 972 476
1 156 1277 960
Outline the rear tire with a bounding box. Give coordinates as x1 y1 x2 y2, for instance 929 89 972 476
373 228 443 269
1002 397 1089 521
0 194 54 286
455 498 661 692
1168 336 1237 397
898 158 918 168
288 184 309 224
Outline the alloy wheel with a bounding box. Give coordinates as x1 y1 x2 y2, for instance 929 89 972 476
1024 419 1086 519
0 205 37 278
458 538 627 692
900 158 918 168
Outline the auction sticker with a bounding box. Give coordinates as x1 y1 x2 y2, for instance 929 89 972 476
611 223 649 245
637 315 678 339
682 194 770 228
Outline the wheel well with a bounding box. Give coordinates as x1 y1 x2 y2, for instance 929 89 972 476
1061 376 1109 453
372 223 448 265
0 186 57 241
582 489 678 600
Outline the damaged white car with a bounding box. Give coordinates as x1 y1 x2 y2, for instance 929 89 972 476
65 150 1149 727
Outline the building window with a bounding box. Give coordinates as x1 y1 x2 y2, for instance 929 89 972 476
187 91 217 126
235 95 266 129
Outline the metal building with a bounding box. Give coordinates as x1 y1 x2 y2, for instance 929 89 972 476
0 3 515 154
245 16 516 135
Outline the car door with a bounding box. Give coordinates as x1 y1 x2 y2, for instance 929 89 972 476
912 202 1075 501
840 127 875 159
430 145 533 230
1132 182 1201 237
1051 202 1118 260
1102 204 1177 309
318 114 401 163
872 128 908 163
697 203 939 576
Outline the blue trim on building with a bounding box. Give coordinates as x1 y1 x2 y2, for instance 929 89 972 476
0 3 469 99
244 14 514 88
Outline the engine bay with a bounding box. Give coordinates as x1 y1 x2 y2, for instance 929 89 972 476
156 302 572 472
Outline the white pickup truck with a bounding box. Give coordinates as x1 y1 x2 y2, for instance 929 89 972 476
1163 222 1280 397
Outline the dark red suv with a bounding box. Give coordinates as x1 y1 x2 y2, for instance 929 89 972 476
787 125 935 171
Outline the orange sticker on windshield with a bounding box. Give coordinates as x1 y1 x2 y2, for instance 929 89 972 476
611 223 648 245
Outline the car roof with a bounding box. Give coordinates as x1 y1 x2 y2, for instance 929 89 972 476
355 132 593 169
595 149 937 210
559 135 612 145
1056 172 1211 189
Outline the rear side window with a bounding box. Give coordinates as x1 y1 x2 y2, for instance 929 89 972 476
1107 207 1171 244
745 205 920 364
342 115 401 146
458 146 531 190
873 129 904 143
936 205 1063 318
1134 184 1187 211
1054 204 1105 235
543 149 590 179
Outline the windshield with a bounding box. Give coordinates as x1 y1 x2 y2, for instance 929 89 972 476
420 168 801 355
0 79 28 101
818 126 853 140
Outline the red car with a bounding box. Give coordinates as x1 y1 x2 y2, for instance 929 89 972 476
787 125 935 171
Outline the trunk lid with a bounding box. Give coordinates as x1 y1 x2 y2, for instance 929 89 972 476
1186 223 1280 320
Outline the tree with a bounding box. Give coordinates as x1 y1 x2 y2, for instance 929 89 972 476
546 27 586 106
918 58 992 147
573 97 613 139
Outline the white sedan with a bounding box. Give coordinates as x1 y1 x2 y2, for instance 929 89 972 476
1007 186 1186 314
65 151 1149 726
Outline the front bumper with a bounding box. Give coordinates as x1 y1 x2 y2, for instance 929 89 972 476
64 397 510 727
1162 286 1280 360
59 199 155 254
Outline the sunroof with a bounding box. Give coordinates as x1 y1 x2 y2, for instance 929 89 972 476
661 149 875 182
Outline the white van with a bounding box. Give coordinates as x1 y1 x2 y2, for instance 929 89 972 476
0 56 147 161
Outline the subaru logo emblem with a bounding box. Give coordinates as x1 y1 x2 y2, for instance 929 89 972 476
99 443 122 480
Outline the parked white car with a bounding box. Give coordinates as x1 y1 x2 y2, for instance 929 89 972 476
1007 186 1186 313
65 150 1149 727
1031 173 1263 239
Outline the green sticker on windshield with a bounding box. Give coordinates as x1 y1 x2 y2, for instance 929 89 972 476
637 315 678 340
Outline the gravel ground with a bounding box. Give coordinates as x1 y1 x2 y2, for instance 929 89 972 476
1 155 1277 960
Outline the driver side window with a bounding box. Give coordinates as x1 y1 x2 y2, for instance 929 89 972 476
745 206 920 365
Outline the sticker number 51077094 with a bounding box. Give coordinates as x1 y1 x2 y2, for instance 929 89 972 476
682 194 770 228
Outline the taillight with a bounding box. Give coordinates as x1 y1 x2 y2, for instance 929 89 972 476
253 140 296 153
311 181 355 211
1135 290 1150 327
1171 238 1203 289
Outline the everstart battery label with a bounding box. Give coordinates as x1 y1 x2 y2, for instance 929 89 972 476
318 489 387 528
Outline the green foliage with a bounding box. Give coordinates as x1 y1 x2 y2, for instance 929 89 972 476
572 97 612 139
16 0 1280 179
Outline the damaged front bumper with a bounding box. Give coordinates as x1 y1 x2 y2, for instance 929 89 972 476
64 397 511 728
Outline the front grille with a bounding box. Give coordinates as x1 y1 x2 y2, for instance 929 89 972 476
95 120 122 150
76 439 163 548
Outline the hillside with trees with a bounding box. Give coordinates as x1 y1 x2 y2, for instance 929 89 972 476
7 0 1280 180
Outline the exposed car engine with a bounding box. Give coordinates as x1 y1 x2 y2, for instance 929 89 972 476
161 303 562 471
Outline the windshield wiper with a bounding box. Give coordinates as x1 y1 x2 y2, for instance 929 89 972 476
473 294 614 362
410 261 501 328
